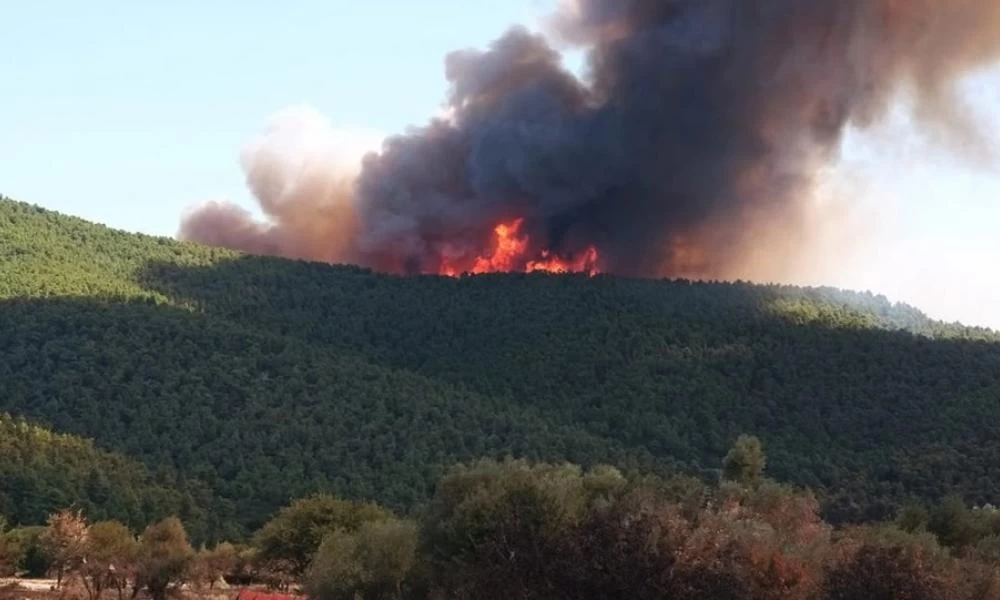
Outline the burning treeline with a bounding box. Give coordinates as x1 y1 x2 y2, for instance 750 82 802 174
180 0 1000 279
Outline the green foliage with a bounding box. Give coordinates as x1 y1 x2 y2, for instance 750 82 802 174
897 502 930 533
0 520 11 577
330 458 994 600
3 196 1000 538
81 521 138 600
324 462 1000 599
927 495 977 549
304 518 419 600
2 526 52 577
254 494 394 578
0 414 202 537
898 497 1000 554
971 534 1000 562
87 520 137 565
723 434 767 486
420 458 627 591
11 454 1000 599
135 517 194 600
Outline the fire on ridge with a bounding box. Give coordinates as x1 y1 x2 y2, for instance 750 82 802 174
439 218 601 277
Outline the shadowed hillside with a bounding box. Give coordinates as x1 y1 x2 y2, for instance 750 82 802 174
3 196 1000 537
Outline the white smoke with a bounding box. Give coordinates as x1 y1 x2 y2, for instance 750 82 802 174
179 105 382 263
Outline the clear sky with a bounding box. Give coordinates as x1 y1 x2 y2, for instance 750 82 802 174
3 1 999 327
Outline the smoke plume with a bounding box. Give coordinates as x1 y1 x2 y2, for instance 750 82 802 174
180 0 1000 280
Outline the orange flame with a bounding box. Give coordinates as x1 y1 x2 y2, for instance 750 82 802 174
471 219 530 273
526 246 600 274
441 218 599 276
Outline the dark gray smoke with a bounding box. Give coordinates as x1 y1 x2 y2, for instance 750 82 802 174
180 0 1000 278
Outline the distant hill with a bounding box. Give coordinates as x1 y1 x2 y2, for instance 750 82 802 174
2 195 1000 539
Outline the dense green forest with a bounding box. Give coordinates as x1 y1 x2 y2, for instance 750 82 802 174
0 415 208 533
2 195 1000 540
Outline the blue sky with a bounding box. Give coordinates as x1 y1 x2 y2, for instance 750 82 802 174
3 1 999 327
2 0 552 233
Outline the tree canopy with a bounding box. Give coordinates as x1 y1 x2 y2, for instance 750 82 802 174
253 494 393 578
0 415 205 535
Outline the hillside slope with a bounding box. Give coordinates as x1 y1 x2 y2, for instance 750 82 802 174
0 414 215 537
2 196 1000 535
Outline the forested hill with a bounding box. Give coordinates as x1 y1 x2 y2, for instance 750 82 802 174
2 195 1000 540
0 414 213 536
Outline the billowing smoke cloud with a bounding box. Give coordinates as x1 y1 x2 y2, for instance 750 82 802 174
180 0 1000 280
180 105 381 264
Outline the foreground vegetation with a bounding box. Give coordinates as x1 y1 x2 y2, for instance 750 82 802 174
7 447 1000 600
3 196 1000 540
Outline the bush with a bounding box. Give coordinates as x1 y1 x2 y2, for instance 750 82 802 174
304 519 418 600
823 530 951 600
